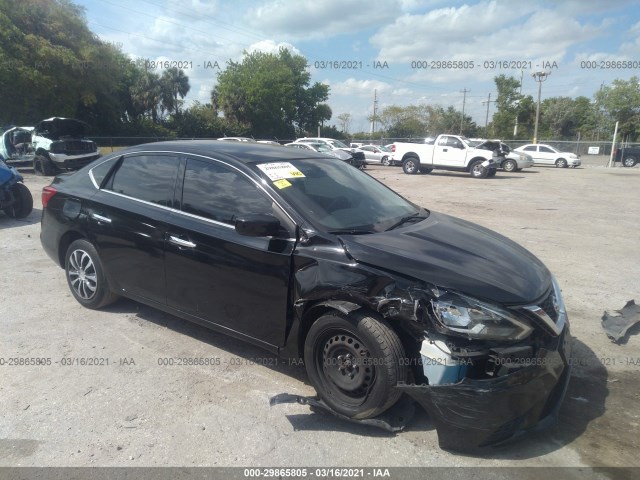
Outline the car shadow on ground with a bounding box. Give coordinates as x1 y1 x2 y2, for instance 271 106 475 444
101 300 611 455
102 298 309 384
424 171 526 180
0 207 42 229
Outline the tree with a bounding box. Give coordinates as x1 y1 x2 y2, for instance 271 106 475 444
161 67 190 117
337 113 352 133
213 48 331 138
490 75 535 139
538 96 598 140
0 0 145 133
594 77 640 140
130 71 162 122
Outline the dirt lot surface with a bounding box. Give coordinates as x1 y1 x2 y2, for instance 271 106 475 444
1 155 639 471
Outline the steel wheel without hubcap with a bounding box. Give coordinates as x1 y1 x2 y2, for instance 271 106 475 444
304 312 406 419
68 249 98 300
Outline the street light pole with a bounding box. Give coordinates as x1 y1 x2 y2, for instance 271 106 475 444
532 71 550 144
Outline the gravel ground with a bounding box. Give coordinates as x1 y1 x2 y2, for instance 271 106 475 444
1 155 639 470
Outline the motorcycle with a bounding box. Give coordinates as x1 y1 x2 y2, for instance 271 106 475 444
0 157 33 218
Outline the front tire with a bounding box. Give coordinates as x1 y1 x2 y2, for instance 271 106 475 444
555 158 568 168
502 159 517 172
65 239 118 309
382 156 391 166
469 160 489 178
3 183 33 218
402 157 419 175
622 156 637 167
304 311 406 419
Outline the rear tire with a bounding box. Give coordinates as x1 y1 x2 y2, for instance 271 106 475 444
64 239 118 309
304 311 406 419
3 183 33 218
622 156 637 167
402 157 419 175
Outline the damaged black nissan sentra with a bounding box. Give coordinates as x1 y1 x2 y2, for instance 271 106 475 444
40 141 571 451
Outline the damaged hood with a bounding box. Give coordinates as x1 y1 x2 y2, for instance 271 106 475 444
34 117 89 140
340 211 551 305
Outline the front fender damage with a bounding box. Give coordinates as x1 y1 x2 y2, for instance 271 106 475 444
278 244 572 452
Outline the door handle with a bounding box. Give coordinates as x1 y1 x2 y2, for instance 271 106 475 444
91 213 111 224
169 235 196 248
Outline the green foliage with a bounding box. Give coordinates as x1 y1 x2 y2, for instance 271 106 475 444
372 104 477 138
594 77 640 140
213 48 331 138
170 102 249 138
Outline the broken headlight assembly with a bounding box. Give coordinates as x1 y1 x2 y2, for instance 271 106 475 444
430 291 533 341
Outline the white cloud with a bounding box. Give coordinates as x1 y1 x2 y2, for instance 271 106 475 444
246 40 301 56
370 2 604 66
246 0 399 40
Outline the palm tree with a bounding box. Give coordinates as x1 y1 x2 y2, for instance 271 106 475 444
161 68 190 116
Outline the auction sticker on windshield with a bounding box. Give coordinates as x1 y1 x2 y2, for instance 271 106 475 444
257 162 305 181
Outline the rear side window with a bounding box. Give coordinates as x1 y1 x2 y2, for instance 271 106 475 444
105 154 179 207
90 156 120 187
181 159 273 224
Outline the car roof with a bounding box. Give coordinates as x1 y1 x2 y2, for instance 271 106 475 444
112 140 325 165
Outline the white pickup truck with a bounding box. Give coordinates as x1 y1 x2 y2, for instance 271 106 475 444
392 134 503 178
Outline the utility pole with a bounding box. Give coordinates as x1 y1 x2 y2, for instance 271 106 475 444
514 70 524 137
482 93 497 134
371 89 378 137
532 71 550 144
460 88 470 134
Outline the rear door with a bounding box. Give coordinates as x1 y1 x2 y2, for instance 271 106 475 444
87 153 180 304
164 156 296 348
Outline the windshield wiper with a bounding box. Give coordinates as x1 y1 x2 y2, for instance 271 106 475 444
385 211 428 231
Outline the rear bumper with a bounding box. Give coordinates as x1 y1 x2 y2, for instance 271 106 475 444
398 326 572 452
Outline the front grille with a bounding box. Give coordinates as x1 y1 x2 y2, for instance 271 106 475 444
55 140 96 154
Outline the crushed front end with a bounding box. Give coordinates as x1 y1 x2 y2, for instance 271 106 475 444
396 278 572 451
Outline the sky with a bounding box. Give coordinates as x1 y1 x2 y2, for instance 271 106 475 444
76 0 640 134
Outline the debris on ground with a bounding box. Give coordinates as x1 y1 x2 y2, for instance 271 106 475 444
602 300 640 343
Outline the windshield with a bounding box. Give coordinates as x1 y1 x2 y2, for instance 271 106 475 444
253 158 421 232
328 139 349 148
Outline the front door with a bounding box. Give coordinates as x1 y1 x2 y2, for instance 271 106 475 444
164 157 296 348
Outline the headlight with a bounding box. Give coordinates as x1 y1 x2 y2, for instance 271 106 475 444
430 291 533 340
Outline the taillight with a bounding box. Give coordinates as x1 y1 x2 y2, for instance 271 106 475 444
42 186 57 208
392 144 396 152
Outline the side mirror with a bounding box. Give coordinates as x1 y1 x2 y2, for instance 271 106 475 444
235 214 281 237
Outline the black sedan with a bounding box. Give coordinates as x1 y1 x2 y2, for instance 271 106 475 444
40 141 571 451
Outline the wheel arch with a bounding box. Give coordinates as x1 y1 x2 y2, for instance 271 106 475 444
58 230 86 267
467 156 488 170
401 152 420 162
